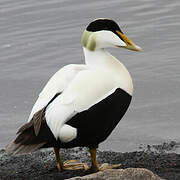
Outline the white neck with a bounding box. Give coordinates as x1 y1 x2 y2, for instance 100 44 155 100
83 47 133 95
83 48 114 67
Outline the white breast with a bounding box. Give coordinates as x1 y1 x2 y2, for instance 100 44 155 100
83 48 133 96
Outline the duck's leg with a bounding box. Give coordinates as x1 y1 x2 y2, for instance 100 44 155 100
89 147 99 172
54 147 89 171
88 147 121 172
63 159 89 170
54 147 64 172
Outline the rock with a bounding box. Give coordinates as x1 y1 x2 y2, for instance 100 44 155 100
68 168 164 180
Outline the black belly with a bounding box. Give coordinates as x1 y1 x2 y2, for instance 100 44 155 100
60 88 132 148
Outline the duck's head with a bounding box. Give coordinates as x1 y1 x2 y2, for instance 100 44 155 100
82 18 142 52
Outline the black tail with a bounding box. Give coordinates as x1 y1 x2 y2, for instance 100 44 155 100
5 109 58 155
5 94 62 155
5 119 59 155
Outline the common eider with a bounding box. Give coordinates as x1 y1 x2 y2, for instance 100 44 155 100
6 18 142 172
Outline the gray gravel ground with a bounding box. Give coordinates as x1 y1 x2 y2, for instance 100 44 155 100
0 142 180 180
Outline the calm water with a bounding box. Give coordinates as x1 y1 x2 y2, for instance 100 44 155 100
0 0 180 152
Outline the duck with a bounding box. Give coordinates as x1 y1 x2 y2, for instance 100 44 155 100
6 18 142 172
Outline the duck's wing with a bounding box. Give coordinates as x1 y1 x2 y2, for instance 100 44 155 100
45 69 117 141
6 68 117 154
28 64 87 122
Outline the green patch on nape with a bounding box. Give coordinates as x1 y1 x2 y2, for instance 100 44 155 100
81 30 96 51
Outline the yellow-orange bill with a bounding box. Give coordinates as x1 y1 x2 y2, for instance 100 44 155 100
116 30 142 51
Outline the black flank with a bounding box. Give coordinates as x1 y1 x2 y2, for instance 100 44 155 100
8 88 131 153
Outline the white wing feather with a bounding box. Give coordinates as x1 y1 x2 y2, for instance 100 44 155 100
28 64 87 122
45 69 118 140
28 61 132 142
